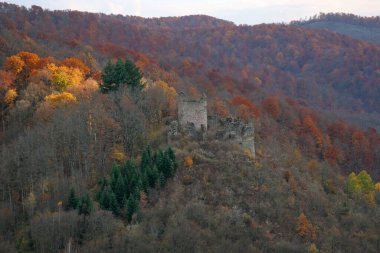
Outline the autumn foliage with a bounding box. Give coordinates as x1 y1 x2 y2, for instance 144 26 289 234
296 212 317 241
184 156 193 168
303 116 323 149
263 96 281 119
4 89 17 105
0 4 380 252
231 95 260 120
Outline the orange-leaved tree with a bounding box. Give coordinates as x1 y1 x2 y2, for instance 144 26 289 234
303 115 323 149
231 95 260 121
296 212 317 241
263 96 281 120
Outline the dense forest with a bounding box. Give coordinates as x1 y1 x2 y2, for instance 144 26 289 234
292 13 380 45
0 3 380 253
1 3 380 123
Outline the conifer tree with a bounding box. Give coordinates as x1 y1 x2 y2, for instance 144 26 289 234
147 165 159 188
124 59 143 89
67 187 79 210
78 193 93 217
114 175 126 207
100 59 142 92
159 172 166 187
98 185 119 215
101 61 116 92
141 146 153 173
126 193 139 222
167 147 178 172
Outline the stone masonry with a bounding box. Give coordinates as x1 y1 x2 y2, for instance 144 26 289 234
177 92 208 131
171 92 255 159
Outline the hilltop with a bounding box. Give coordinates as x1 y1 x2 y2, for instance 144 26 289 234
292 13 380 45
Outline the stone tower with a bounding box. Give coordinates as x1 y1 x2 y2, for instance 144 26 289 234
177 92 207 131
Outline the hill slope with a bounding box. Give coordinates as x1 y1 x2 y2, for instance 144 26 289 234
0 4 380 253
1 4 380 129
292 13 380 45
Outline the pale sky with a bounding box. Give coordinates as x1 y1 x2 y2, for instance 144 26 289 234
5 0 380 25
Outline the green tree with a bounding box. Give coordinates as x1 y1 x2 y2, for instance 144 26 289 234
146 165 159 188
347 172 361 197
113 175 126 207
78 193 93 217
124 59 143 89
126 194 139 222
347 170 375 198
101 59 142 92
99 185 119 214
167 147 178 172
357 170 374 193
101 61 117 92
158 171 166 187
141 146 153 172
66 187 79 210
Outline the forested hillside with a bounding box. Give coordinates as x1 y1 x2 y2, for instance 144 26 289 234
292 13 380 45
1 3 380 122
1 3 380 253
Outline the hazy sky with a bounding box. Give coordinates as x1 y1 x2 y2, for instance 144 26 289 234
5 0 380 25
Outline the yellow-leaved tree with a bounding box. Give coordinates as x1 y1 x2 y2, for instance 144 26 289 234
4 89 17 105
45 92 77 104
347 170 375 203
47 63 84 91
155 80 177 116
184 156 193 168
375 182 380 191
4 55 25 75
110 144 127 162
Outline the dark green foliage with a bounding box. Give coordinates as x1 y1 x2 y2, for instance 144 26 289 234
114 175 126 207
158 172 166 187
167 147 178 172
78 193 93 217
96 146 177 221
147 165 159 188
124 59 143 89
98 185 119 215
101 61 117 91
66 187 79 210
126 194 139 222
100 58 142 92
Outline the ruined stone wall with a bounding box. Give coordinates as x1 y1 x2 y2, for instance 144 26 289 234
173 93 255 159
177 94 207 131
209 116 255 159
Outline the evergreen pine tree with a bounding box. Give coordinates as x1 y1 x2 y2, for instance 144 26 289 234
159 172 166 187
101 61 116 92
141 146 153 173
147 165 159 187
126 193 139 222
155 150 164 174
78 193 93 217
111 164 122 192
96 177 108 202
108 190 120 216
67 187 79 210
167 147 178 172
114 59 127 86
125 59 143 89
161 152 173 179
100 59 142 92
114 175 126 207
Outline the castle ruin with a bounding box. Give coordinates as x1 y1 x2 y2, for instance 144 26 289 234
170 92 255 159
177 92 207 132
